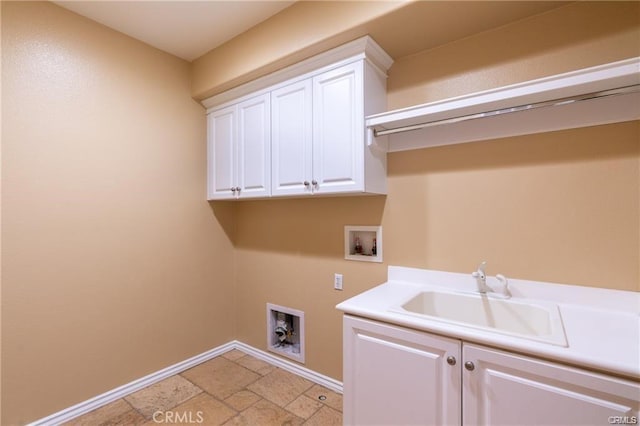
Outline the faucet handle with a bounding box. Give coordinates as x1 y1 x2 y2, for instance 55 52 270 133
496 274 511 298
473 261 487 279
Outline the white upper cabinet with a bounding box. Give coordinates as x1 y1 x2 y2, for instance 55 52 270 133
272 61 372 197
271 79 313 196
237 94 271 198
204 36 393 201
207 93 270 200
207 105 236 199
311 62 364 195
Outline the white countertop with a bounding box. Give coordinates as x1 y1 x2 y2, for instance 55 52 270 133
336 266 640 380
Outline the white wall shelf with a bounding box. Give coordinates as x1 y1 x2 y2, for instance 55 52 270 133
366 57 640 152
344 226 382 263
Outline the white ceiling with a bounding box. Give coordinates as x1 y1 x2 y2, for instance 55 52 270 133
53 1 295 61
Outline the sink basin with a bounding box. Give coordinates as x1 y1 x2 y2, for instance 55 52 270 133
391 290 568 347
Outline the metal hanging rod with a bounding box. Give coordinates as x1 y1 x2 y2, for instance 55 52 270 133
373 84 640 137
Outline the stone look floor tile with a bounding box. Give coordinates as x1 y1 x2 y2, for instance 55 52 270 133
222 349 246 361
141 393 236 426
223 399 304 426
303 384 343 412
61 351 342 426
63 399 145 426
181 356 260 400
284 395 323 420
102 409 147 426
303 406 342 426
236 355 277 376
224 390 262 411
248 368 314 408
124 375 202 418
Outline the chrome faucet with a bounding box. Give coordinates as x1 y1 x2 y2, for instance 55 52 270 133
472 261 511 298
471 261 491 293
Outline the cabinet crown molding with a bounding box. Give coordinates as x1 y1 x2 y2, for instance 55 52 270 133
202 35 393 111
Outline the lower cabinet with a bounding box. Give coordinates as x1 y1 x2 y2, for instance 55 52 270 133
343 315 461 426
343 315 640 426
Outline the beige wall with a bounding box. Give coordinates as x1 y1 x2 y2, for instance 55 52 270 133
190 1 570 101
191 0 406 100
233 1 640 382
383 122 639 289
388 1 640 109
1 2 235 424
0 1 4 422
234 122 639 382
1 0 639 423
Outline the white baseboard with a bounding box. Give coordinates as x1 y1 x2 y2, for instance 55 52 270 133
29 340 342 426
234 341 343 394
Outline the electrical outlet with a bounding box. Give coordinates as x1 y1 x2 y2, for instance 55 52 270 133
334 273 343 290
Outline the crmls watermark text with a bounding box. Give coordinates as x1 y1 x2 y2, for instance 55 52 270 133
608 416 638 425
152 410 204 424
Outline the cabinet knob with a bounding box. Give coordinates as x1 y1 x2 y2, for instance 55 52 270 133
446 356 456 366
304 181 310 187
231 187 236 193
464 361 475 371
312 180 318 186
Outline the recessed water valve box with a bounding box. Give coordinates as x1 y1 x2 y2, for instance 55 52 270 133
266 303 305 364
344 225 382 263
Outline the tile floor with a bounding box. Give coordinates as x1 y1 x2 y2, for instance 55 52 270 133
63 349 342 426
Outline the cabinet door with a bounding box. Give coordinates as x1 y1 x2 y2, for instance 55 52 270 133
312 62 364 194
344 315 461 426
237 94 271 198
207 105 236 200
271 80 313 196
463 344 640 426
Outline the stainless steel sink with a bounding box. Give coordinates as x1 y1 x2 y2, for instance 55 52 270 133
391 290 568 346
